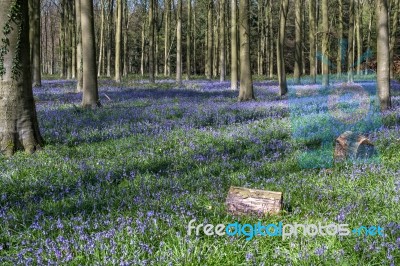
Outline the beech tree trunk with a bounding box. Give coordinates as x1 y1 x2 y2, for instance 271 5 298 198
81 0 100 108
0 0 43 156
231 0 238 90
376 0 391 110
309 0 316 83
347 0 355 83
186 0 191 80
294 0 302 84
337 0 343 77
76 0 83 92
29 0 41 87
390 0 399 78
164 0 171 76
238 0 254 101
277 0 289 96
219 0 225 82
148 0 155 83
206 0 213 79
115 0 123 83
176 0 182 85
321 0 329 86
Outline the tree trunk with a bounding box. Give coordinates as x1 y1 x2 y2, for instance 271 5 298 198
115 0 123 83
164 0 170 76
176 0 182 85
29 0 41 87
321 0 329 86
0 0 43 156
268 0 274 78
376 0 391 110
347 0 354 83
390 0 399 78
107 0 114 78
206 0 213 79
238 0 254 101
98 0 105 77
219 0 226 81
123 0 129 77
148 0 155 82
337 0 343 77
277 0 289 96
231 0 238 90
81 0 100 108
309 0 316 83
365 6 373 75
186 0 191 80
294 0 302 84
76 0 83 92
356 0 362 76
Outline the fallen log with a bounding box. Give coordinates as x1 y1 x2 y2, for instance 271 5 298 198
334 131 376 161
226 186 282 216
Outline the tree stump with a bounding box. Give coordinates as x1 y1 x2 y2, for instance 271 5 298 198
226 186 282 216
334 131 376 161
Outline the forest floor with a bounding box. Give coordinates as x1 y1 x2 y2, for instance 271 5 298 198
0 77 399 265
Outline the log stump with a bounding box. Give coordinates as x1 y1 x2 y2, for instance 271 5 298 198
334 131 376 161
226 186 282 216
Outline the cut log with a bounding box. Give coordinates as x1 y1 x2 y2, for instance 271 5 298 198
334 131 376 161
226 186 282 216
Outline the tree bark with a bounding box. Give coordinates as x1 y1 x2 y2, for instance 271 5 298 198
115 0 123 83
81 0 100 108
219 0 226 81
186 0 191 80
176 0 182 85
277 0 289 95
206 0 213 79
75 0 83 92
337 0 343 77
390 0 399 78
321 0 329 86
309 0 316 83
231 0 238 90
0 0 43 156
29 0 41 87
238 0 254 101
347 0 355 82
148 0 155 82
376 0 391 110
98 0 105 77
356 0 362 76
294 0 302 84
164 0 171 76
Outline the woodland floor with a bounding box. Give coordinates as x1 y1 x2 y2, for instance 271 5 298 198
0 76 399 265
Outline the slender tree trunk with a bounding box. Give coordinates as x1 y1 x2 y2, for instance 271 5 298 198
206 0 213 79
115 0 123 83
213 14 219 78
294 0 302 84
390 0 399 78
164 0 170 76
123 0 129 77
348 0 355 82
176 0 182 85
60 0 66 78
356 0 362 76
107 0 114 78
148 0 155 82
277 0 289 95
71 2 76 79
0 0 43 156
76 0 83 92
309 0 316 83
337 0 343 77
231 0 238 90
186 0 191 80
81 0 100 108
29 0 42 87
365 6 373 75
268 0 274 78
377 0 391 110
238 0 254 101
140 15 146 77
219 0 226 81
321 0 329 86
98 0 105 77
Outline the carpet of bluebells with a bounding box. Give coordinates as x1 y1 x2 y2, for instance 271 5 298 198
0 77 399 265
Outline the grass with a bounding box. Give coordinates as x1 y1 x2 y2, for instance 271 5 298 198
0 77 399 265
